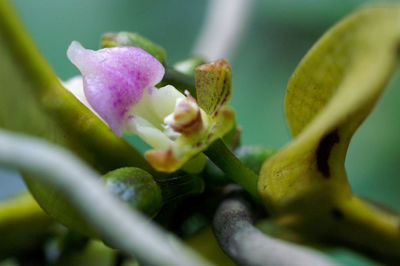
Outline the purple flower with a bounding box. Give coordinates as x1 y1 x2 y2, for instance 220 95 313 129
65 42 234 173
67 41 164 136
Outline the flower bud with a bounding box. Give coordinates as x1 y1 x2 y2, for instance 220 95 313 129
235 145 276 173
102 167 162 217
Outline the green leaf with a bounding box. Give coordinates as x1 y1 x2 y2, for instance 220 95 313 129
0 0 156 236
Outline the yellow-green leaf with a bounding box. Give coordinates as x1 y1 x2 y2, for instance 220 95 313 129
259 5 400 212
258 5 400 260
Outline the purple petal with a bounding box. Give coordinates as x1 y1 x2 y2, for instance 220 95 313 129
67 41 165 136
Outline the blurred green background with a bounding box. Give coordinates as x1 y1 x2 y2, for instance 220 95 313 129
1 0 400 265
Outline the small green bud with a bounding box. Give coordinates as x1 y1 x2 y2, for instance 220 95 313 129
102 167 163 217
235 145 276 174
101 32 166 65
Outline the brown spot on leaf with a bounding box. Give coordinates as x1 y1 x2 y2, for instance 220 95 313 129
316 129 340 178
331 208 344 220
395 40 400 57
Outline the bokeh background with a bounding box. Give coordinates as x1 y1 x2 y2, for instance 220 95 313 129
1 0 400 265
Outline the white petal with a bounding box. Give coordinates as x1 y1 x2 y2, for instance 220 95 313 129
62 76 103 122
129 89 160 128
130 85 185 129
149 85 185 121
62 76 86 105
125 116 173 150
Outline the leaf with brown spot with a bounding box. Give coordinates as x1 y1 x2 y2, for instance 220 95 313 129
259 5 400 212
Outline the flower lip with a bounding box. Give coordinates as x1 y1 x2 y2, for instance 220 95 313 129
164 96 203 134
67 41 165 136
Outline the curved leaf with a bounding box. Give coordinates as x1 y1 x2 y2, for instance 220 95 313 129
259 5 400 211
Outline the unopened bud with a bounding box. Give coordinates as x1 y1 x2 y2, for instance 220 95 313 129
102 167 162 217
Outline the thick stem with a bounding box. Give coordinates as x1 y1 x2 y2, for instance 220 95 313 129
213 191 337 266
205 139 260 201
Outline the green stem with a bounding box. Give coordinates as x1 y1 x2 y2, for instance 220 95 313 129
213 193 336 266
205 139 260 201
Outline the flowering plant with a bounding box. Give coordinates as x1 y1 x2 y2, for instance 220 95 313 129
0 1 400 265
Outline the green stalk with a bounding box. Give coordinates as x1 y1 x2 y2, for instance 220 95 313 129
205 139 260 201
